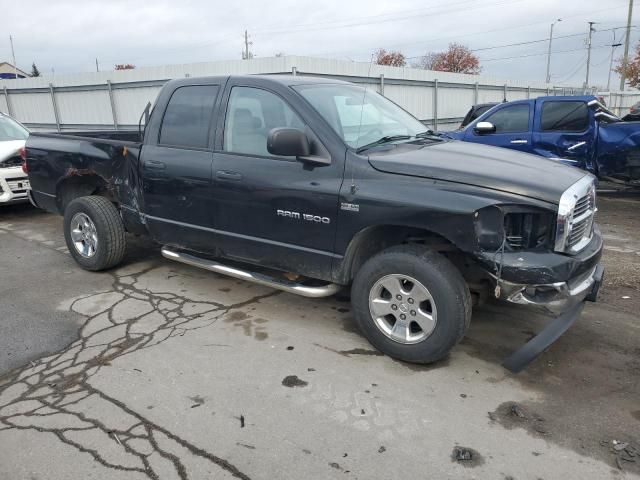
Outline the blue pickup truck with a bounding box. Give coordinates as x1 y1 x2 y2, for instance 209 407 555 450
446 96 640 187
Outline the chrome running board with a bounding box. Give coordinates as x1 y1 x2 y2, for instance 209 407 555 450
161 247 342 298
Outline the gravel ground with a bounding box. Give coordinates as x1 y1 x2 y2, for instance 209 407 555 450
597 195 640 314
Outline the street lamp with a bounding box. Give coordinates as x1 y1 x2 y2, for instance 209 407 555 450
546 18 562 84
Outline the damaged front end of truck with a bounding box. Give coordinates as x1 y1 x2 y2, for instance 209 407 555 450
471 175 603 371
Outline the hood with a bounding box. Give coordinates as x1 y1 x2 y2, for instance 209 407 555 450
367 140 588 204
0 140 25 165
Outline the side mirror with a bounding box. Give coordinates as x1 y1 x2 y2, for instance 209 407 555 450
267 128 311 157
474 121 496 134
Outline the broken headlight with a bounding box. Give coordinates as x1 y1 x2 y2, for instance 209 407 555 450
475 206 554 251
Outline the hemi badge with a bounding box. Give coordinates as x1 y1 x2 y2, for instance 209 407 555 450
341 203 359 212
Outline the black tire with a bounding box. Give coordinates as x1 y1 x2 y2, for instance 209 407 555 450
351 244 471 364
63 196 126 271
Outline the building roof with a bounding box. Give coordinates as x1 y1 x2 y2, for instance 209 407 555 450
0 62 29 79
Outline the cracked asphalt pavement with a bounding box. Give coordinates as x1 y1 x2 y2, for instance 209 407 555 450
1 198 639 480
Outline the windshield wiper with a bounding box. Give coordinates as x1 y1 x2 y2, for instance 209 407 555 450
356 135 413 153
416 129 435 137
415 129 443 140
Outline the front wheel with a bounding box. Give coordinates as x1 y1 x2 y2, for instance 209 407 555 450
63 196 126 271
351 245 471 364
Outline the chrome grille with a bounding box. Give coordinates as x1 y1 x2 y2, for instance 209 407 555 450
567 193 594 249
573 195 592 218
555 176 596 254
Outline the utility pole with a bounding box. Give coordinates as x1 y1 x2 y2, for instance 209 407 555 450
9 35 17 79
584 22 596 89
620 0 634 90
546 18 562 84
608 31 623 91
95 58 99 72
243 30 253 60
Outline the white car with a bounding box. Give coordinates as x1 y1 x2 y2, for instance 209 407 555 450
0 112 30 204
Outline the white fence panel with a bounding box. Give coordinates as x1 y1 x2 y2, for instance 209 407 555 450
384 84 433 121
477 88 507 104
112 85 164 126
505 88 526 102
56 89 113 126
1 55 636 131
0 94 8 114
438 87 474 119
9 92 56 124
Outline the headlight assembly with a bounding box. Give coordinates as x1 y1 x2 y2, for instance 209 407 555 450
474 205 554 251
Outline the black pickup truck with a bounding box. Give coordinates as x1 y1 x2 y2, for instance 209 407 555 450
25 75 604 371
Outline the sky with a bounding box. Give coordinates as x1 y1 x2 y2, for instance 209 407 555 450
1 0 637 88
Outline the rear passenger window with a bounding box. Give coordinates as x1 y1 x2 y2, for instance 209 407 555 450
541 101 588 132
159 85 218 148
223 87 304 157
483 104 529 133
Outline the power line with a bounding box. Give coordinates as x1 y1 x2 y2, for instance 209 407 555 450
469 26 637 53
402 31 623 61
478 44 611 63
555 54 588 83
471 32 589 52
252 0 524 35
91 1 636 69
254 0 479 32
300 5 634 62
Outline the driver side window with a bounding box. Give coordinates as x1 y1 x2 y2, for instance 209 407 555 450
223 87 304 157
482 104 530 133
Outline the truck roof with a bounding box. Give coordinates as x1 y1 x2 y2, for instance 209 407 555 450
165 74 350 90
507 95 597 105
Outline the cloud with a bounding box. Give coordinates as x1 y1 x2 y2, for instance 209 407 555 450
1 0 636 87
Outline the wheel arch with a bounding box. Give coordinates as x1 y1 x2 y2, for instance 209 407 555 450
55 174 116 214
333 224 464 284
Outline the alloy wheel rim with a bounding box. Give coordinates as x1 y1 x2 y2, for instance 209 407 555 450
368 274 437 344
70 212 98 258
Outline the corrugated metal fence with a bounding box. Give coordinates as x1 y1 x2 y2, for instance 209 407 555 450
0 56 638 132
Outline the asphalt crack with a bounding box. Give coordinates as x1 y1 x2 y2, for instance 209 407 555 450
0 262 277 480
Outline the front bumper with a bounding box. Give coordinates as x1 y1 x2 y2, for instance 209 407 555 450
0 167 30 204
500 265 603 373
475 227 604 372
499 263 603 314
476 225 603 313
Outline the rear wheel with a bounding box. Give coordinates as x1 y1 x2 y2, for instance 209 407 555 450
351 245 471 364
63 196 126 271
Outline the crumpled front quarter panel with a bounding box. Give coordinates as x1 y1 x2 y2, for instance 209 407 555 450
597 122 640 180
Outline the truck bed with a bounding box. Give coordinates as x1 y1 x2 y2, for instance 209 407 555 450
56 130 142 142
26 131 143 217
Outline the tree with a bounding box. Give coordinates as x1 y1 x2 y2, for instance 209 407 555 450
615 41 640 88
30 62 41 77
114 64 136 70
416 43 481 75
374 48 406 67
413 53 438 70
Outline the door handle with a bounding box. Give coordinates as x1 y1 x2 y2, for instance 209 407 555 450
510 139 528 145
567 141 587 151
216 170 243 181
144 160 166 170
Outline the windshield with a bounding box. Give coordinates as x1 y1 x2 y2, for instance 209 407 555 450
294 84 428 149
0 115 29 141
